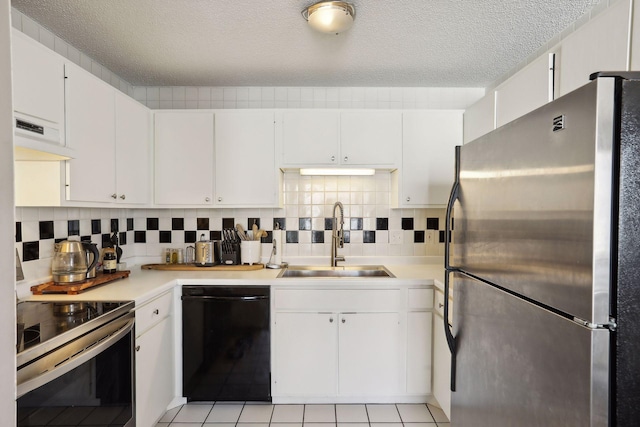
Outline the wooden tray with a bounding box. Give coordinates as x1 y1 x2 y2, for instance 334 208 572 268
31 270 131 295
142 263 264 271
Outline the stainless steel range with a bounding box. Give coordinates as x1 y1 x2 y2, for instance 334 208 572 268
17 300 135 427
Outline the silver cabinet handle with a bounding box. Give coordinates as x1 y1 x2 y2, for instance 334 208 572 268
153 309 159 315
217 197 222 202
341 318 346 324
111 193 117 199
438 303 444 308
120 194 126 200
343 156 348 162
205 197 211 202
329 317 334 323
330 155 336 162
135 345 140 352
406 196 411 202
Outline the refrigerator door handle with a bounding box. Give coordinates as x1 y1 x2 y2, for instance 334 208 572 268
444 145 461 392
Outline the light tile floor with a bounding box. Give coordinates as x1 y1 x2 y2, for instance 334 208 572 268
156 403 450 427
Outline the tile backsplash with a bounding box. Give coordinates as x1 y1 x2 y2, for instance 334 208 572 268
16 172 447 282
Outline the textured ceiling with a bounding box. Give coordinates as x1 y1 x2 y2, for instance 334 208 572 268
11 0 597 88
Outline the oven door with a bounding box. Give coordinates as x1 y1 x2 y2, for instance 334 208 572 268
17 313 135 427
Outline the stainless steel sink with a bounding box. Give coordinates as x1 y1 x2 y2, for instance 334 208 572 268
277 265 395 278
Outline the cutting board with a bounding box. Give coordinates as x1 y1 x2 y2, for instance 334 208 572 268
31 270 131 295
141 263 264 271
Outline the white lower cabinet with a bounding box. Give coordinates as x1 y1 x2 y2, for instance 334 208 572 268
135 291 175 427
338 312 402 396
272 287 430 403
274 312 338 396
432 291 452 420
406 311 433 394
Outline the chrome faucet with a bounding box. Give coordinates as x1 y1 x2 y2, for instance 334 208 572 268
331 201 345 267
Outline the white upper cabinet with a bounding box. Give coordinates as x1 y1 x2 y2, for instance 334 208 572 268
12 29 64 128
154 111 214 205
463 92 495 144
557 0 631 97
214 111 280 207
64 62 117 203
340 111 401 167
395 111 462 207
281 111 340 166
11 29 71 160
115 92 151 204
495 53 555 128
280 110 400 168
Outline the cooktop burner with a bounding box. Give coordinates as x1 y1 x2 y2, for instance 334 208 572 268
16 300 133 367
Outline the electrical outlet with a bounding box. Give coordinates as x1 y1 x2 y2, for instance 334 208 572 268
426 230 436 244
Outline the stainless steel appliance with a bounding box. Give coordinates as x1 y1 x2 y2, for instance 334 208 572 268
443 72 640 426
195 233 220 266
182 286 270 401
51 240 100 283
17 300 135 427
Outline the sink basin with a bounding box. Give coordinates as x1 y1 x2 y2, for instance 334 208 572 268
277 265 395 278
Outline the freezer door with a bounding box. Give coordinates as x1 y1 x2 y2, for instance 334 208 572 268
451 273 609 427
454 77 615 324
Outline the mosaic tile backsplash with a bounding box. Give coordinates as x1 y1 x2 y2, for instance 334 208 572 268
16 172 447 281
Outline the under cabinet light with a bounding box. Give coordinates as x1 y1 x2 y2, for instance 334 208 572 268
299 168 375 176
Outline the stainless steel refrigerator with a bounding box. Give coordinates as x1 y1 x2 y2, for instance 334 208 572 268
443 73 640 426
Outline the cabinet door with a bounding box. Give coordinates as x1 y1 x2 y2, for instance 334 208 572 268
495 53 554 127
282 111 340 166
401 111 462 207
463 93 495 144
338 312 403 396
65 63 116 202
214 111 278 206
273 312 337 396
340 112 401 166
136 316 175 427
154 112 214 205
432 312 451 420
407 311 433 394
12 29 64 128
115 92 151 204
558 0 630 97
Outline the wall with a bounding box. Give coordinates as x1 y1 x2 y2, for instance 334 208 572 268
1 0 16 422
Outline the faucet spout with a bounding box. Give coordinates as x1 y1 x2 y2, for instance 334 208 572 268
331 201 345 267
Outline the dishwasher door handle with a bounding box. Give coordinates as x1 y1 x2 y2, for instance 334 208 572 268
181 295 269 301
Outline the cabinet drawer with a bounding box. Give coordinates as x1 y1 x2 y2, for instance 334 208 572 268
136 290 173 336
408 288 434 310
275 289 400 311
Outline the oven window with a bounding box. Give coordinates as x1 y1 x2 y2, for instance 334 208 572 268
17 329 133 427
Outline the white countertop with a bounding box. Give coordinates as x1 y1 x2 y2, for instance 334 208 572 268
24 263 446 306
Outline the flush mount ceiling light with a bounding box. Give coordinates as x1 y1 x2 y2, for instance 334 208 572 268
302 1 356 35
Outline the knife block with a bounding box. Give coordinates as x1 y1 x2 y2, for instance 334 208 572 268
221 242 241 265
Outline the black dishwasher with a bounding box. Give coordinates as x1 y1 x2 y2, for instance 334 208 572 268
182 286 270 401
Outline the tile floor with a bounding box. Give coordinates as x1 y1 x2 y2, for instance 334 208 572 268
156 403 450 427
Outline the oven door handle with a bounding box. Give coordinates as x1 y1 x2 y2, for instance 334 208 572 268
16 316 134 398
181 295 269 301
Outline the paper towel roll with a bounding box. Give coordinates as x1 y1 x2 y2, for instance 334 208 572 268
272 229 283 266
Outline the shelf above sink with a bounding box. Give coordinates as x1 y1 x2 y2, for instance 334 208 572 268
277 265 395 278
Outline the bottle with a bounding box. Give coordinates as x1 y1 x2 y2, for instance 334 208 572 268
103 249 117 274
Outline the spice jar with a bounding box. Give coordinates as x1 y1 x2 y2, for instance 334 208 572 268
103 248 117 274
